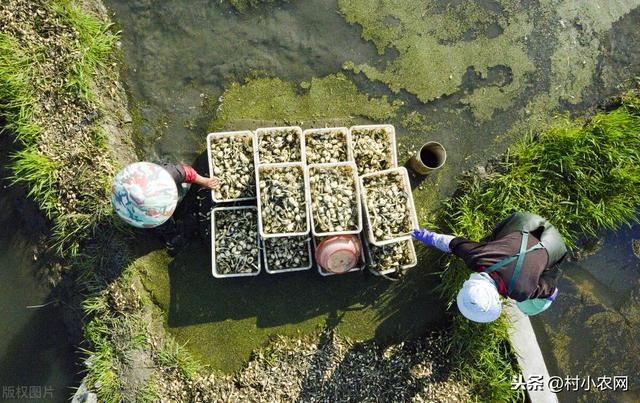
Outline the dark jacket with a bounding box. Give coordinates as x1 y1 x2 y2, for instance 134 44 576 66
450 233 556 301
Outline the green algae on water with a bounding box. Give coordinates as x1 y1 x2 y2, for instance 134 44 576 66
209 73 401 131
339 0 535 121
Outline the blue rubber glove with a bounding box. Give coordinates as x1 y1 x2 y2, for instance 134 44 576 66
412 228 435 245
412 229 454 253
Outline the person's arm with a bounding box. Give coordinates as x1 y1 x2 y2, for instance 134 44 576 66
528 269 558 299
182 165 219 190
448 237 487 268
412 229 456 252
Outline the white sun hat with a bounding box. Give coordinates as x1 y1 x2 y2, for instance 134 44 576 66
456 272 502 323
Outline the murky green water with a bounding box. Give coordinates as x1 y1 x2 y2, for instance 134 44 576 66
531 223 640 402
105 0 640 389
0 174 79 402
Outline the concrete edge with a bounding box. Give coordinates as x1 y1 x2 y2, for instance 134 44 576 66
505 302 560 403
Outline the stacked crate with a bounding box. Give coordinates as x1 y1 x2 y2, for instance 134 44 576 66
207 124 419 278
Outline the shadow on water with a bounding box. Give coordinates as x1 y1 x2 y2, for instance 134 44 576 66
0 301 78 402
0 136 80 402
133 151 450 371
166 246 390 329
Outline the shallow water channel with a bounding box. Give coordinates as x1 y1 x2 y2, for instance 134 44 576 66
0 163 79 401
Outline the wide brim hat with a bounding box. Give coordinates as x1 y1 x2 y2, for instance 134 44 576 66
456 273 502 323
111 162 178 228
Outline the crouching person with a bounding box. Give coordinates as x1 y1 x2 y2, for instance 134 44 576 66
111 161 219 228
413 212 567 323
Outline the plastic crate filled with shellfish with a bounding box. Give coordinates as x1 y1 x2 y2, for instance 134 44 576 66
305 161 362 237
211 206 261 278
255 162 311 238
364 236 417 276
302 127 352 164
255 126 304 164
206 130 258 203
359 167 418 246
349 124 397 176
262 235 313 274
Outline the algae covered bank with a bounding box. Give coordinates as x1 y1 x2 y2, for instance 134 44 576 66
2 0 640 402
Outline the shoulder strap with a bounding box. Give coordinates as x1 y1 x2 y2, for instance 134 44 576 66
483 230 545 296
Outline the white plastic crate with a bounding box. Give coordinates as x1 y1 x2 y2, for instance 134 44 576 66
314 234 366 277
207 130 257 203
255 126 304 164
349 124 398 175
305 162 362 237
365 238 417 276
302 127 353 164
211 206 261 278
262 236 313 274
360 167 419 246
255 162 311 239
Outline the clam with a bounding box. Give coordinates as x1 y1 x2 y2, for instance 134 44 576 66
258 165 307 234
264 236 311 271
368 240 413 273
363 172 412 241
351 127 394 175
309 165 358 233
257 128 302 164
304 129 349 164
214 209 260 274
210 135 255 200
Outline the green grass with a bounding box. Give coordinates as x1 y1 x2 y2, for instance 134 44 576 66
82 317 123 403
438 91 640 401
51 0 119 102
0 1 119 256
0 33 42 143
156 338 204 380
9 145 61 215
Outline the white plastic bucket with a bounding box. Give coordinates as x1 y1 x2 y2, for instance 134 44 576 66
207 131 257 203
255 162 311 239
304 161 362 237
211 206 261 278
359 167 419 246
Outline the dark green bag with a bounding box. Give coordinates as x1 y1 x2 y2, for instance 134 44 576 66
488 212 567 267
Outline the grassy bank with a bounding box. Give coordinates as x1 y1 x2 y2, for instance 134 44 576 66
439 91 640 401
0 0 119 256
